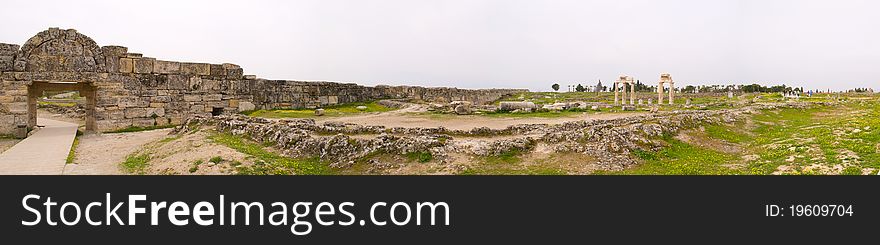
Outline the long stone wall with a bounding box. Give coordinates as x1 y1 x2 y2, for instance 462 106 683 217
0 28 526 134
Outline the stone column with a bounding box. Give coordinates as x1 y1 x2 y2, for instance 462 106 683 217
629 82 635 105
658 83 664 105
668 82 675 105
27 85 39 129
614 82 619 105
83 86 96 132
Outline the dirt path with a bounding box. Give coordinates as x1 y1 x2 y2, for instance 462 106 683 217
63 128 173 175
37 109 84 126
315 104 647 130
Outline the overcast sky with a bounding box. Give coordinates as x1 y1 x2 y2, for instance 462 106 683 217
2 0 878 91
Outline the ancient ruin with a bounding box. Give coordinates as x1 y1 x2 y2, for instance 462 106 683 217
0 28 525 135
614 75 635 105
2 28 876 177
657 73 675 105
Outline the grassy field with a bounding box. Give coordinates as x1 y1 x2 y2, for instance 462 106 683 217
602 96 880 175
209 133 331 175
38 101 78 107
244 101 393 118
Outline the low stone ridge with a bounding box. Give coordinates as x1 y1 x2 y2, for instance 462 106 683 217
0 28 527 134
177 102 813 170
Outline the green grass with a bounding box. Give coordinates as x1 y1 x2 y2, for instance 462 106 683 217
106 124 177 134
703 124 751 144
404 151 433 163
483 149 524 165
121 153 151 174
209 133 331 175
65 135 80 164
684 99 880 175
244 101 393 118
38 101 77 107
189 160 203 173
209 156 224 164
158 134 182 144
596 136 740 175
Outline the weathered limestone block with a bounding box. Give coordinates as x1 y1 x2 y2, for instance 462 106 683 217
203 94 222 101
180 63 210 76
154 117 169 126
133 58 155 74
132 118 155 127
209 64 225 78
167 75 188 90
0 43 19 55
191 104 205 112
102 46 128 57
117 97 140 108
183 95 202 102
6 102 27 112
13 60 26 71
0 46 15 71
151 96 171 103
96 96 119 107
223 63 243 79
188 76 202 90
124 108 147 118
0 115 15 132
153 60 181 74
238 101 255 112
102 46 127 73
499 101 536 111
169 116 184 125
201 79 219 91
328 96 338 104
96 120 122 132
108 110 125 120
119 58 134 73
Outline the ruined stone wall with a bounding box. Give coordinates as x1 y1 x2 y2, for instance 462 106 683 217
0 28 526 134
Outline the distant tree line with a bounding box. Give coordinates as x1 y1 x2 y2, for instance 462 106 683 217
550 81 871 94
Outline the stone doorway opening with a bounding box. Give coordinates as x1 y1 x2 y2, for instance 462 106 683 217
27 81 97 132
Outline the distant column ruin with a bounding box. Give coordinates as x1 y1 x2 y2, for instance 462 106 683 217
614 75 635 105
657 73 674 105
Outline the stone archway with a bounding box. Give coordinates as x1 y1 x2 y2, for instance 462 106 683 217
13 28 105 132
27 81 97 132
14 28 105 72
